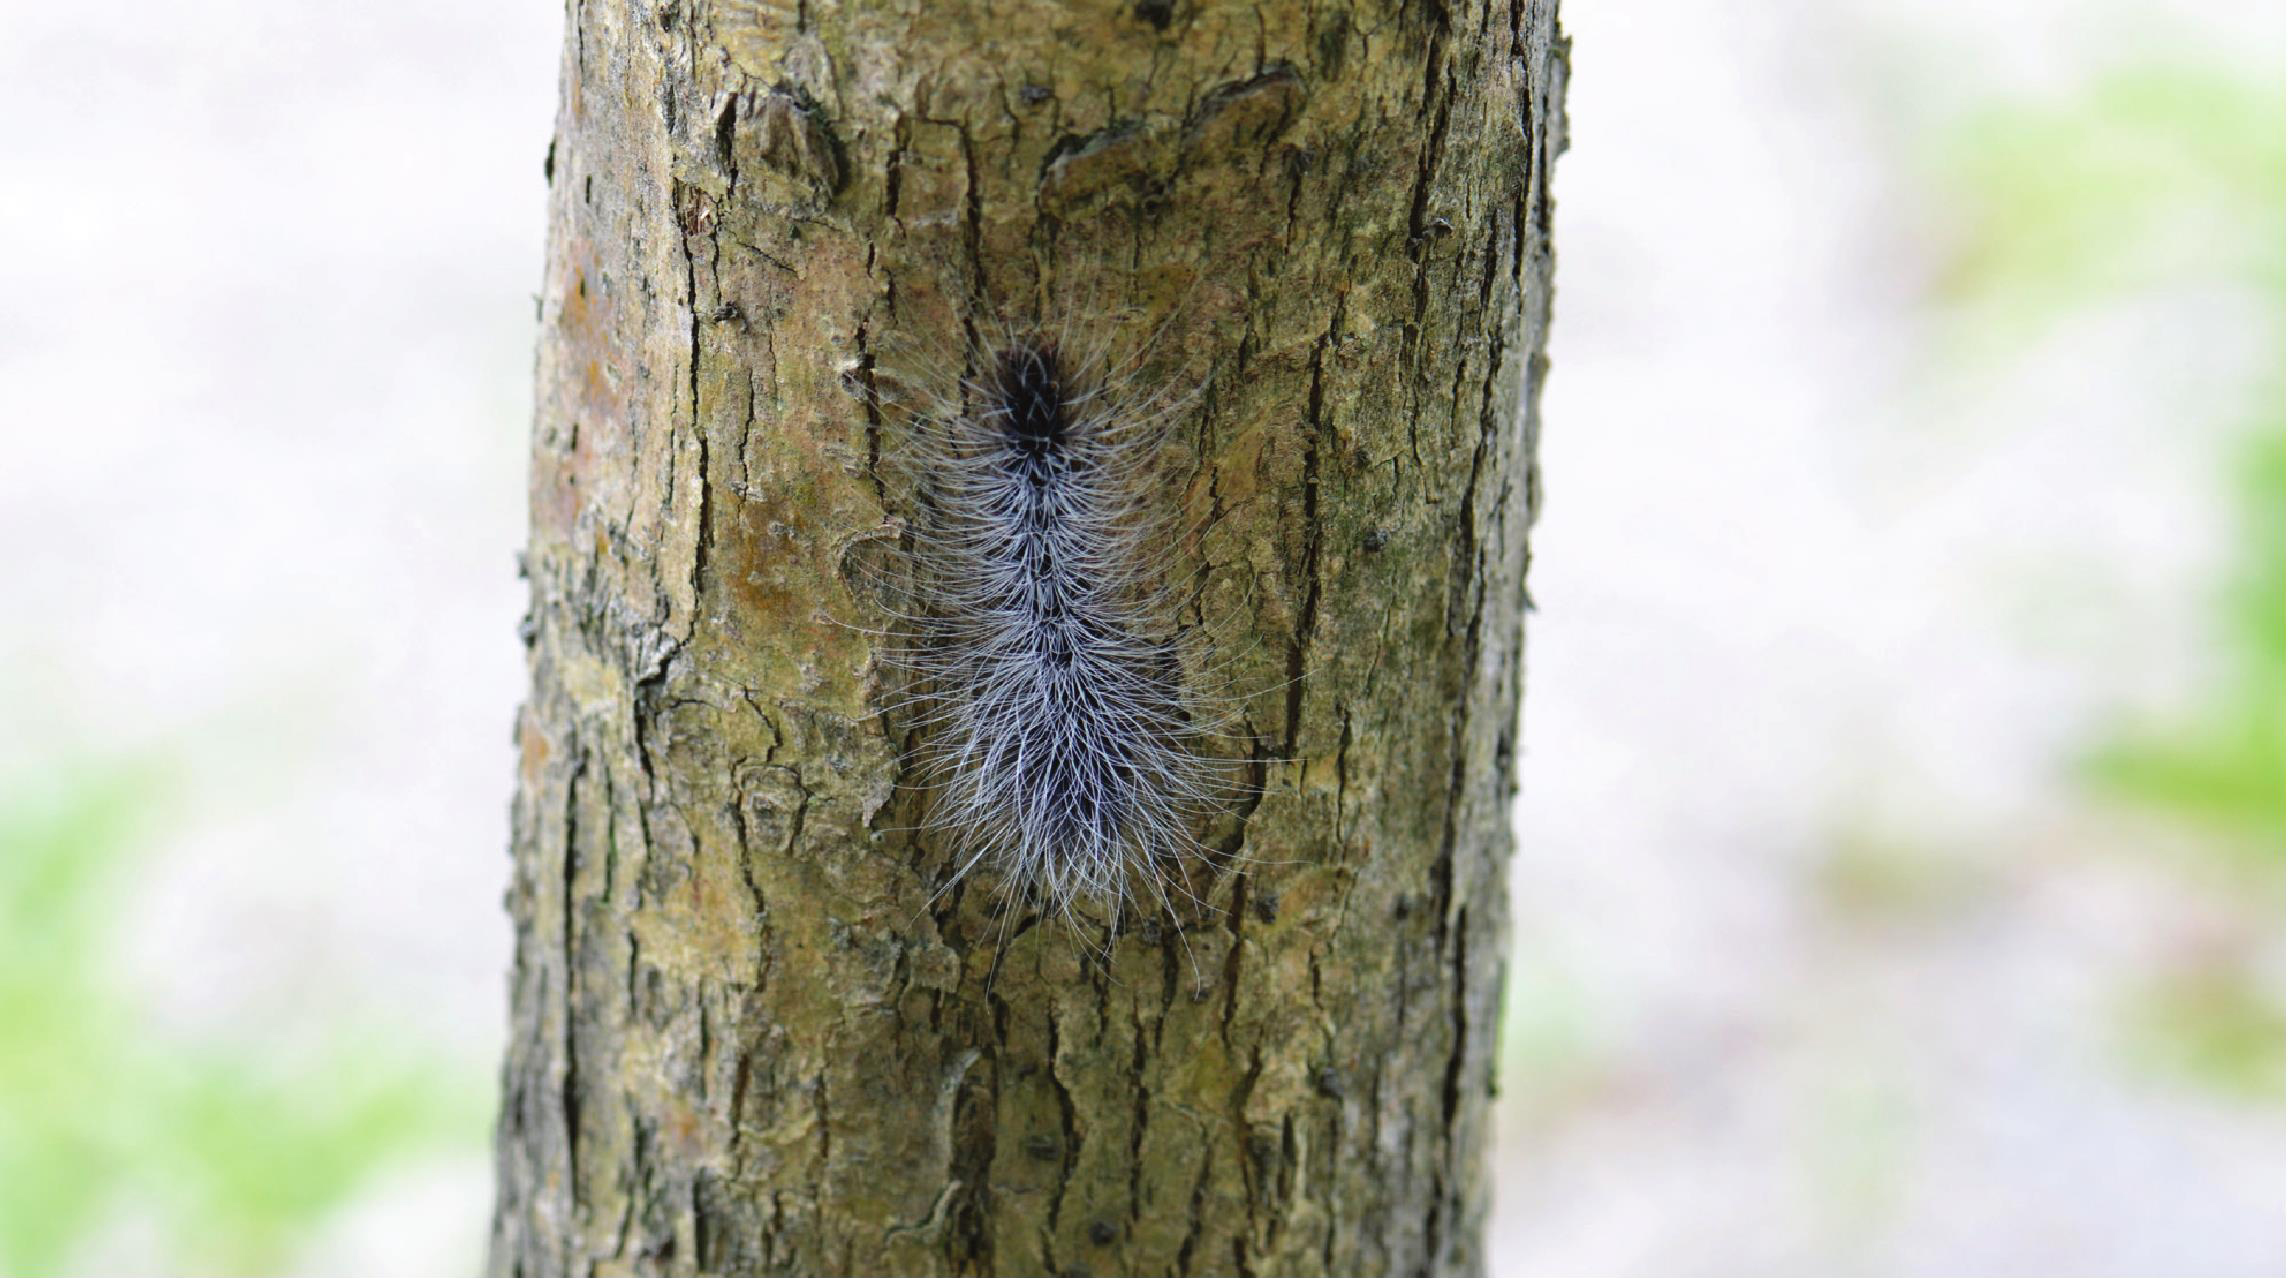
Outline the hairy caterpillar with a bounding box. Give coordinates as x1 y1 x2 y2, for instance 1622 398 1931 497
870 305 1236 929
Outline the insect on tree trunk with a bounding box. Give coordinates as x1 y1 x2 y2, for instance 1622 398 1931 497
489 1 1566 1275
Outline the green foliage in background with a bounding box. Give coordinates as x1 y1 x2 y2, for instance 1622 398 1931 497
1934 58 2283 1097
0 761 487 1275
2087 426 2284 852
1936 59 2283 852
1934 65 2282 317
2121 961 2286 1101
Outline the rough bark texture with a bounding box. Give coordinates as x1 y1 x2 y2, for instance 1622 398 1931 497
490 1 1565 1275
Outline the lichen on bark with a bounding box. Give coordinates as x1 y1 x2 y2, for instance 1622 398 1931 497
490 1 1566 1275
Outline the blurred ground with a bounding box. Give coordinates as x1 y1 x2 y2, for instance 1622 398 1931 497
0 0 2280 1274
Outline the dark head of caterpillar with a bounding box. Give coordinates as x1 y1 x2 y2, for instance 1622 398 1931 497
985 339 1069 455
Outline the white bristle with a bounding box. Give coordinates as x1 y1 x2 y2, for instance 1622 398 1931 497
874 313 1230 928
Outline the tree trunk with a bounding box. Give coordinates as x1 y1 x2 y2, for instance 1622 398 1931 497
489 1 1565 1274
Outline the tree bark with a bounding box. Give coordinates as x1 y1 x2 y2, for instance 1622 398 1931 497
490 1 1565 1275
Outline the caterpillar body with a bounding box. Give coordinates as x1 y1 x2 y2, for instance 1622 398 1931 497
877 316 1228 926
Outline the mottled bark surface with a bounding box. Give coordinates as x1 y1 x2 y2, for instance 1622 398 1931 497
491 1 1565 1274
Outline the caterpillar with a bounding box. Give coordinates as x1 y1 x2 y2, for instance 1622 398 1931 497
872 308 1231 929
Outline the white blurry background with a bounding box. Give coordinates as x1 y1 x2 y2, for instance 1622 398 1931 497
0 1 2280 1274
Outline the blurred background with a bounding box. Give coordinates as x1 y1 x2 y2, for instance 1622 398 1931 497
0 0 2279 1272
